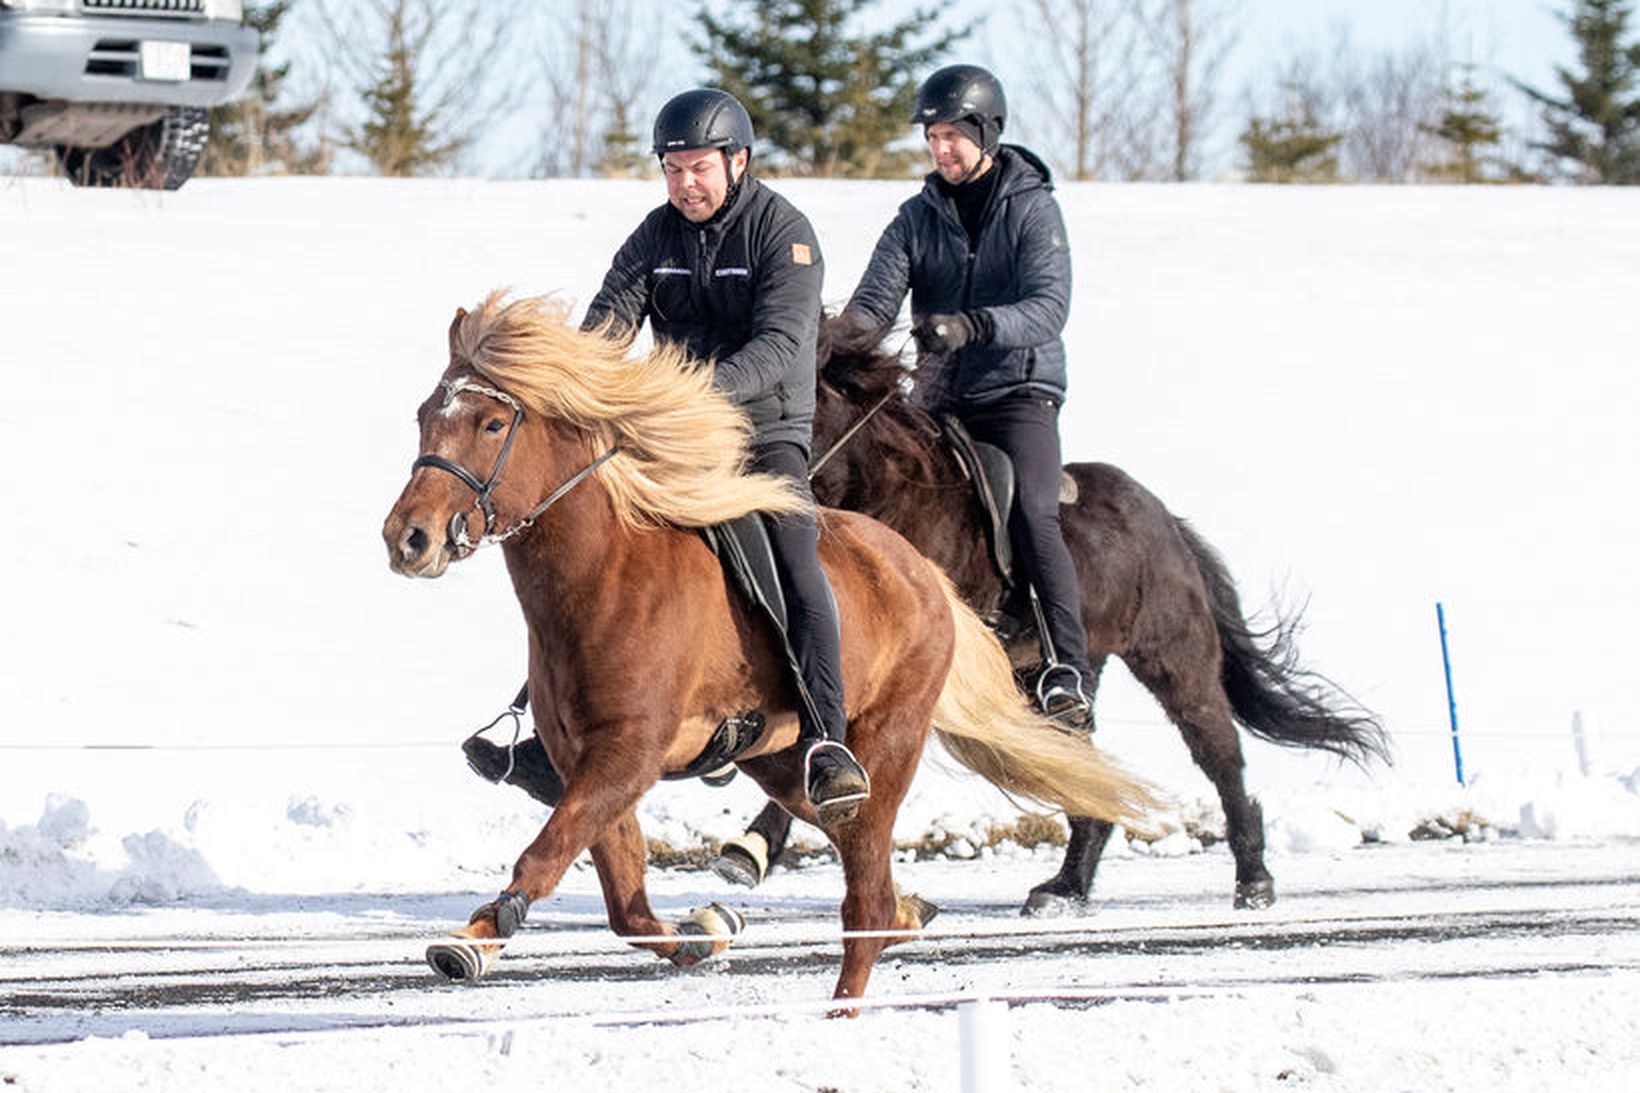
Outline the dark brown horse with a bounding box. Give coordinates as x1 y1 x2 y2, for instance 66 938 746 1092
382 293 1152 1003
717 317 1389 913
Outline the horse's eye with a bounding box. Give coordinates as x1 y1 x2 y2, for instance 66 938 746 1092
485 419 506 434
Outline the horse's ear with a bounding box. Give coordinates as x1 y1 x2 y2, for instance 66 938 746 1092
448 308 467 353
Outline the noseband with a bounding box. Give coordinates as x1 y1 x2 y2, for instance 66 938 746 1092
413 376 619 553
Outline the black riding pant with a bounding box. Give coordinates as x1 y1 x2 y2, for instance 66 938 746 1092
958 393 1094 679
752 442 848 744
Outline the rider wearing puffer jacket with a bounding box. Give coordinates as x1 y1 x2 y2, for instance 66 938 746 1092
840 63 1095 727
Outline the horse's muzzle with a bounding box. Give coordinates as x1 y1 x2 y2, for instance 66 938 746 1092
385 518 453 578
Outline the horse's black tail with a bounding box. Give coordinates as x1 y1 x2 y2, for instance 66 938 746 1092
1175 518 1392 767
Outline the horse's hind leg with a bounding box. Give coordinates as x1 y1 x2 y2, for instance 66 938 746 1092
1130 653 1274 909
824 704 935 1009
589 809 744 965
827 803 917 1009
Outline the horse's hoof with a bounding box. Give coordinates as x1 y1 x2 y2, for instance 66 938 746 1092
904 892 940 928
1021 885 1089 918
426 938 498 981
671 901 745 965
711 832 768 888
1234 878 1276 910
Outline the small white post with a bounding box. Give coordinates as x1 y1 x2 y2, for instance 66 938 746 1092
959 995 1010 1093
1571 710 1591 776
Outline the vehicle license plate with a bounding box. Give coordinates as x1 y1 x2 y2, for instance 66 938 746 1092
139 41 191 82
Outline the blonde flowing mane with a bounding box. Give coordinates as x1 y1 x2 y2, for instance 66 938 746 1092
451 290 807 529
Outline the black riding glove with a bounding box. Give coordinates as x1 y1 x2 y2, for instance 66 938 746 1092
913 311 986 355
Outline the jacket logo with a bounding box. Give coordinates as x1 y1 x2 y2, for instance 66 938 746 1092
652 266 690 276
790 243 813 266
714 267 751 277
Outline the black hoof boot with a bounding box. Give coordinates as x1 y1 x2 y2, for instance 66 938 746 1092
1022 877 1091 918
462 734 566 808
804 740 870 825
1234 877 1276 910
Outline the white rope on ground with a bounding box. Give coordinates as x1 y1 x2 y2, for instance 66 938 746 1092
13 896 1636 955
5 720 1632 751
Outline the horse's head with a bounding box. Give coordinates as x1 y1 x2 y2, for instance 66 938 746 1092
386 292 808 578
812 312 944 510
383 307 597 578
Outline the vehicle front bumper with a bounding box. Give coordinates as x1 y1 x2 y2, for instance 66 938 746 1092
0 12 258 107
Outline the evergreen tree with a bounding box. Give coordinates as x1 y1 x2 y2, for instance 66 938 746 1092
693 0 971 177
1240 80 1343 182
328 0 503 178
594 100 652 179
351 32 461 177
1516 0 1640 183
201 2 326 176
1421 64 1504 183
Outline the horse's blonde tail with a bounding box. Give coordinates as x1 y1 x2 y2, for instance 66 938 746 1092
930 575 1158 828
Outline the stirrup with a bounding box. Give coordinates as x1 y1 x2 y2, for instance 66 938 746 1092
1036 665 1092 730
804 740 870 823
700 763 738 788
461 695 529 784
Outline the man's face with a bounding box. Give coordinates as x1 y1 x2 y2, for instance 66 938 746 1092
663 147 748 222
925 122 989 185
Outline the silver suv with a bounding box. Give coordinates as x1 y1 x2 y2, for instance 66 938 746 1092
0 0 258 189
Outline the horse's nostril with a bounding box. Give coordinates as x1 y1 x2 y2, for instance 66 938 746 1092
404 525 429 559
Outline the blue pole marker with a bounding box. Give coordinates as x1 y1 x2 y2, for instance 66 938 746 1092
1436 602 1464 786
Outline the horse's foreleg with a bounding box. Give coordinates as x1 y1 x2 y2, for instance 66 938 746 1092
428 750 659 980
1023 816 1117 915
586 809 746 967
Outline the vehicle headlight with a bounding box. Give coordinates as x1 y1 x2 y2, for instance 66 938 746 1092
1 1 82 14
203 0 246 20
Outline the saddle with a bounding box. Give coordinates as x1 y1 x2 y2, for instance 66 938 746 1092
684 512 823 778
940 414 1016 585
938 415 1080 656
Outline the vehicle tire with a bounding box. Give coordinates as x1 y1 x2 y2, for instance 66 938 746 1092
57 106 209 191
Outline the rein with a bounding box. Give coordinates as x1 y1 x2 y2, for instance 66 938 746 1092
808 336 916 480
413 376 619 553
808 385 898 480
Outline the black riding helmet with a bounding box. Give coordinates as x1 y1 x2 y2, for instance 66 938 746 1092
651 88 755 157
909 64 1007 155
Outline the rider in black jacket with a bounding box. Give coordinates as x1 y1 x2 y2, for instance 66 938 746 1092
842 64 1095 728
468 89 868 815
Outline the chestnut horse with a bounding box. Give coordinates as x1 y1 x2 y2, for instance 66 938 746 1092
718 318 1390 913
381 293 1152 1003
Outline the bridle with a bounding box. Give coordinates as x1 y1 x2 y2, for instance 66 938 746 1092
412 376 620 554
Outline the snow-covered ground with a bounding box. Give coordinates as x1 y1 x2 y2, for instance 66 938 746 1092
2 175 1638 1088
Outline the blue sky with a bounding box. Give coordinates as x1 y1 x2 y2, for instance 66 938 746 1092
271 0 1580 178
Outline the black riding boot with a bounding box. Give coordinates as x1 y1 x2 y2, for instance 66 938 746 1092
802 737 870 822
754 442 869 822
462 732 566 808
1037 662 1093 730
